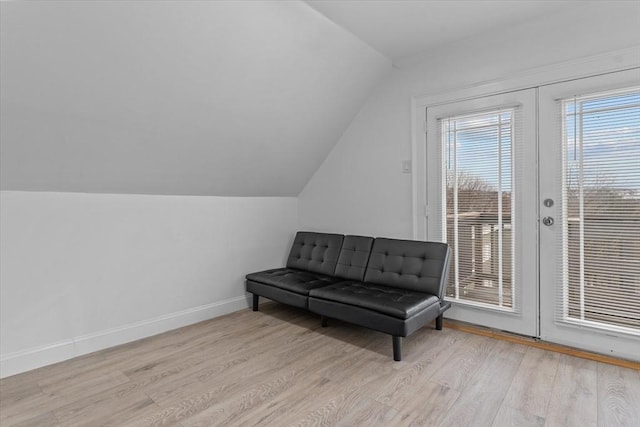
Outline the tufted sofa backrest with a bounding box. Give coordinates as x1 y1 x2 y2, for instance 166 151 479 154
286 232 344 276
334 235 374 281
364 238 451 297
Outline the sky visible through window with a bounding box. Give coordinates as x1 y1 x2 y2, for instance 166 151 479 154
444 109 513 193
564 89 640 192
444 89 639 195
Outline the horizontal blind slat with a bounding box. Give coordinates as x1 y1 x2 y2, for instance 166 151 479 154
558 86 640 336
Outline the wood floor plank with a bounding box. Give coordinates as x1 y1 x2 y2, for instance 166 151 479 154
502 346 560 418
1 303 637 427
0 378 42 408
145 366 314 427
53 391 156 427
384 379 460 427
120 320 296 401
2 411 61 427
289 388 368 426
545 355 599 427
140 323 343 425
0 389 60 426
146 330 335 407
176 342 349 426
491 404 546 427
597 362 640 427
428 331 497 391
312 349 393 387
0 349 108 387
333 395 397 427
102 319 260 374
223 374 338 427
3 370 135 424
368 360 435 406
438 340 525 426
38 369 130 398
234 372 390 427
366 332 462 408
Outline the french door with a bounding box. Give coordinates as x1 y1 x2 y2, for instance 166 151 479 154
425 89 539 336
539 69 640 360
424 71 640 360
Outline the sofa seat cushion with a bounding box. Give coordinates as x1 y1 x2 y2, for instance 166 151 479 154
246 268 341 295
309 281 439 319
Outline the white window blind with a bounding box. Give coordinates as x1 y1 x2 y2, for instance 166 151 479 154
559 87 640 334
440 108 521 311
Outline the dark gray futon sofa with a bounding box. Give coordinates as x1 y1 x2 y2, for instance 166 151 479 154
246 231 451 361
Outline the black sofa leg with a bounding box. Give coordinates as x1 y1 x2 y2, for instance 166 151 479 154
252 294 259 311
392 336 402 361
321 315 328 327
436 314 444 330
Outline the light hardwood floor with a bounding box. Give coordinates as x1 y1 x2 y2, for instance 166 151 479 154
1 302 639 427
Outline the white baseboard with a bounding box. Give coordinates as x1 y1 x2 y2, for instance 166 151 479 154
0 294 252 378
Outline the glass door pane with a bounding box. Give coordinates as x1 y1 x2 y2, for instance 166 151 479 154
443 109 514 310
562 88 640 332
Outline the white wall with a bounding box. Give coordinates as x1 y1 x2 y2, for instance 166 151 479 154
299 3 640 238
0 191 298 377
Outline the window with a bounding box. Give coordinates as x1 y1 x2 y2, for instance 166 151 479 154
441 108 517 311
559 87 640 334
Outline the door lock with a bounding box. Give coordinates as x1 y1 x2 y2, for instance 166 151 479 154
542 216 554 226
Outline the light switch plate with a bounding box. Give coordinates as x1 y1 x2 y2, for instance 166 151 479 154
402 160 411 173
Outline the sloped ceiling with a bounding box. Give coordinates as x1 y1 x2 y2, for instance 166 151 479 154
0 1 391 196
305 0 576 64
